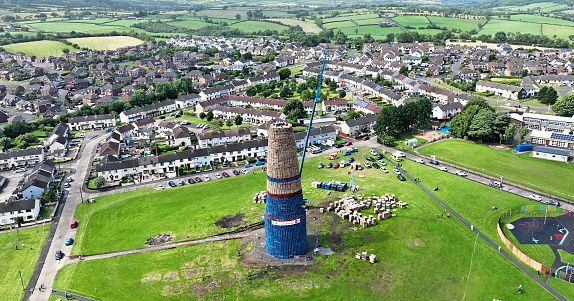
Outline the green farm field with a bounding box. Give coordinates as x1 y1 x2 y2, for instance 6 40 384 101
322 20 356 29
267 18 322 33
508 14 574 26
354 18 383 26
321 13 379 23
3 40 79 57
338 25 404 37
27 22 127 33
167 20 215 29
497 2 570 12
230 21 287 32
1 225 50 301
476 19 542 37
418 140 574 200
392 15 429 28
427 16 482 32
67 36 143 50
542 24 574 40
53 147 562 301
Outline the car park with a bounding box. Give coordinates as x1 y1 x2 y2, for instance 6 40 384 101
363 161 371 168
216 174 222 179
377 160 386 166
255 161 265 166
233 170 240 176
55 250 64 260
65 238 74 246
179 180 185 186
327 162 332 168
70 220 78 229
188 178 196 184
204 176 211 181
372 162 380 169
546 199 560 206
455 171 467 177
318 162 323 169
397 174 406 181
195 177 202 183
369 149 378 156
415 159 425 164
168 181 177 187
222 172 230 178
244 163 253 168
429 160 439 165
438 167 448 172
528 194 542 202
393 168 401 175
380 167 388 173
156 185 165 190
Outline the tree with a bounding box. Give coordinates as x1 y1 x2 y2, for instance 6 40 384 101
234 114 243 126
199 112 206 121
538 86 558 105
301 89 313 101
278 67 291 80
501 123 517 144
467 109 496 141
399 66 409 76
4 121 29 138
339 90 347 98
236 14 241 20
494 31 507 42
39 188 57 204
15 133 39 149
283 99 306 122
345 110 363 120
206 111 214 122
0 137 10 150
225 119 233 129
328 80 337 91
377 133 396 147
521 69 529 77
210 119 224 131
552 94 574 116
62 48 70 54
518 126 530 144
245 86 257 97
94 176 107 188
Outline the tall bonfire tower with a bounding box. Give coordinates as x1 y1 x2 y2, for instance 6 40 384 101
264 122 307 259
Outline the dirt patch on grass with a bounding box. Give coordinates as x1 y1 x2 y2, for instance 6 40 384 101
163 271 180 281
182 268 204 280
489 144 510 151
162 282 185 296
215 213 245 230
141 272 161 283
145 233 173 245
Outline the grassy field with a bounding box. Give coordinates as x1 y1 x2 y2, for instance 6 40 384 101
67 36 143 50
415 29 444 36
166 20 214 29
1 225 50 301
321 13 379 23
475 19 542 37
322 20 356 29
508 14 574 26
230 21 287 33
28 22 125 33
392 15 429 28
542 24 574 40
338 25 404 37
497 2 570 12
548 277 574 298
53 147 560 300
427 16 482 32
266 18 322 33
3 40 79 57
418 140 574 200
558 249 574 264
354 18 383 26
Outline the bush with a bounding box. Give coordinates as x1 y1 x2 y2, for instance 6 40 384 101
93 176 107 188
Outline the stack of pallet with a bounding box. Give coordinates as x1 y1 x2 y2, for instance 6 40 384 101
252 191 267 203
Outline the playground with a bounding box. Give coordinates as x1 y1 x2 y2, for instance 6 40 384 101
507 216 570 246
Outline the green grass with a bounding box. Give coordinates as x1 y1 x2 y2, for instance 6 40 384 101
497 2 569 12
322 20 356 29
31 130 47 137
229 21 287 33
476 19 542 37
548 277 574 297
28 22 126 33
542 24 574 40
104 19 150 26
167 20 213 29
415 29 444 35
3 40 79 57
172 116 251 130
353 18 383 26
54 147 561 301
1 225 51 301
67 36 143 50
508 14 574 26
321 13 379 23
427 17 482 32
266 18 322 33
290 66 304 76
338 25 404 37
521 99 546 106
558 249 574 264
418 140 574 200
392 15 429 28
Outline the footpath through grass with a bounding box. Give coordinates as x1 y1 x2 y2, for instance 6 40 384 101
418 140 574 200
1 225 50 301
55 147 564 300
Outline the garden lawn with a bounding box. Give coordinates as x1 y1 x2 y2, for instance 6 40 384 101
3 41 78 57
67 36 143 50
547 277 574 297
418 140 574 200
1 225 50 301
558 249 574 264
53 147 559 300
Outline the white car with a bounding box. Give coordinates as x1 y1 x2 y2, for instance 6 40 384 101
380 167 388 173
455 170 467 177
528 194 542 202
340 160 346 168
369 149 378 156
216 174 222 179
364 161 371 168
377 160 386 166
204 175 211 181
67 177 73 182
438 166 448 172
396 152 406 157
241 169 248 174
156 185 165 190
63 182 70 188
393 168 401 175
415 159 425 164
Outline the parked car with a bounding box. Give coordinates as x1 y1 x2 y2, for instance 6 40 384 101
339 161 346 168
233 170 240 176
244 163 253 168
55 250 64 260
369 149 378 156
333 163 339 169
455 171 467 177
222 172 230 178
188 178 196 184
429 160 439 165
70 220 78 229
528 194 542 202
393 168 401 175
378 160 386 166
415 159 425 164
327 162 332 168
195 177 202 183
66 177 73 182
241 169 248 174
366 157 375 162
168 181 177 187
255 161 265 166
546 199 560 206
216 174 222 179
363 161 371 168
344 141 353 146
397 174 406 181
318 162 323 169
438 167 448 172
335 143 345 148
63 183 70 188
342 151 350 156
372 162 380 169
222 162 228 167
178 180 185 186
380 167 388 173
362 136 370 140
204 176 211 181
375 154 382 160
348 157 354 163
156 185 165 190
488 181 501 188
65 238 74 246
396 152 406 157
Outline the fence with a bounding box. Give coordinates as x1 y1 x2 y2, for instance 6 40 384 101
497 205 566 274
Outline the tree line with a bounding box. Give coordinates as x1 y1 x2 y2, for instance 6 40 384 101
373 97 433 146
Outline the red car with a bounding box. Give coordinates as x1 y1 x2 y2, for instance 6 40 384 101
195 177 202 183
222 172 230 178
333 163 339 169
344 141 353 146
362 136 370 140
70 220 78 229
